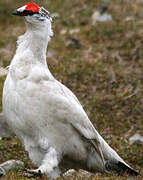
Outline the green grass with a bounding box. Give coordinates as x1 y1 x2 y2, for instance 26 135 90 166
0 0 143 179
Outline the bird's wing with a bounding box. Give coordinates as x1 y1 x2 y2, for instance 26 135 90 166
55 81 100 139
53 82 138 175
54 81 105 165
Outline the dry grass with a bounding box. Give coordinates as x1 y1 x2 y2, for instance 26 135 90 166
0 0 143 179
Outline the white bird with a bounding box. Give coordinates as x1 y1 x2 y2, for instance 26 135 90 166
2 2 138 178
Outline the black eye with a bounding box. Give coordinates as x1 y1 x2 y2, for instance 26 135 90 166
17 10 39 16
24 10 39 16
27 11 35 15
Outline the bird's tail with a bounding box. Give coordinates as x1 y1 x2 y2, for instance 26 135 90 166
97 132 139 176
105 160 139 176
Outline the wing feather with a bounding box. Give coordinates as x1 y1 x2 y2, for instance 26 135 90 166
54 81 105 166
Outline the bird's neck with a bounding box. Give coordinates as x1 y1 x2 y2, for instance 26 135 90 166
16 27 51 66
9 24 54 81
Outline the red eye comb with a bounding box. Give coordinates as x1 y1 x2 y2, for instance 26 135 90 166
25 2 40 12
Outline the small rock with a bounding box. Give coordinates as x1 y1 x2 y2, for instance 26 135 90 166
124 16 134 22
60 29 67 35
0 160 24 177
77 169 94 178
69 28 80 35
51 12 60 18
92 12 112 25
91 6 112 25
129 133 143 145
63 169 77 177
97 13 112 22
63 169 94 178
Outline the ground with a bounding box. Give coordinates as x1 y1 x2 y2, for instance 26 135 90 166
0 0 143 179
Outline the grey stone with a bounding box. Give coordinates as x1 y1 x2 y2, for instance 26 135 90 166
129 133 143 145
63 169 94 178
91 6 112 26
0 160 24 177
92 11 112 25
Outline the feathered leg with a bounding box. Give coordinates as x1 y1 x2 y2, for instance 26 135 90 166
25 147 61 178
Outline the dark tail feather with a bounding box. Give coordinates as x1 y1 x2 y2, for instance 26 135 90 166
117 161 139 176
105 160 139 176
0 167 5 178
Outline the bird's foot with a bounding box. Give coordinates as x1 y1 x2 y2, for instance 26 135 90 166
24 168 42 178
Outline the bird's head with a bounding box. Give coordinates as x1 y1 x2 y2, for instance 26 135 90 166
12 2 53 35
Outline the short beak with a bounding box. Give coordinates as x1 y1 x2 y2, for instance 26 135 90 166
12 10 23 16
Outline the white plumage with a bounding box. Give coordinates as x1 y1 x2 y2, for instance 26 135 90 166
2 3 138 178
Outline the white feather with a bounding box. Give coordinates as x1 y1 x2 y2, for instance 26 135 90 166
17 5 26 12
